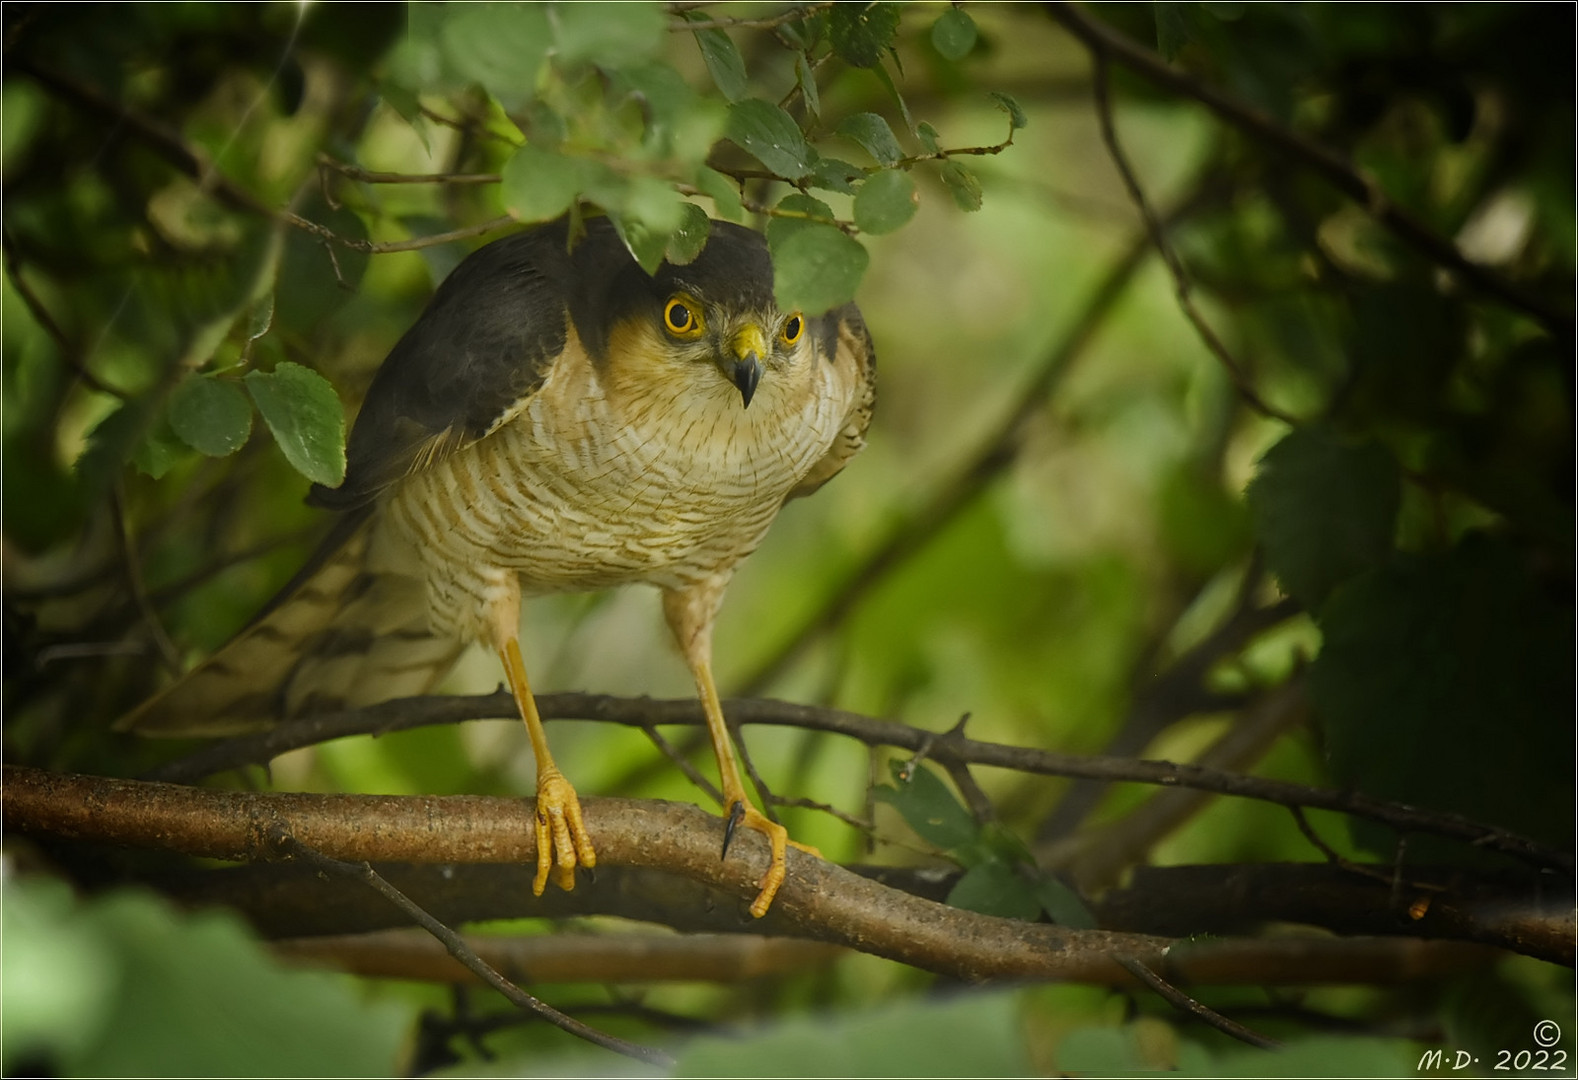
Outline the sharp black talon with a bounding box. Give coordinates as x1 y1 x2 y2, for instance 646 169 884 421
721 800 746 860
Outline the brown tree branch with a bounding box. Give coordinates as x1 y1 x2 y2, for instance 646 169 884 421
1043 1 1574 342
275 928 844 986
1115 955 1280 1050
136 858 1570 968
4 766 1175 982
140 692 1574 875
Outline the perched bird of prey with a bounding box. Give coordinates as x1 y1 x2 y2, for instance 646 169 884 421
120 215 876 917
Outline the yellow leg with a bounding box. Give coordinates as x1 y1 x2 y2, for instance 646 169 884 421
499 637 596 895
664 585 817 918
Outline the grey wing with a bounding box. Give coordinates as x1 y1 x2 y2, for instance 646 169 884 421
787 302 877 502
309 221 587 511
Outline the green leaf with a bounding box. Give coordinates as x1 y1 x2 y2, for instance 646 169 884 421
871 59 915 133
611 175 686 273
131 414 189 480
1245 427 1400 610
1154 2 1191 60
771 225 867 313
692 23 748 103
835 111 904 167
764 192 838 249
873 761 978 852
677 991 1030 1078
500 144 603 223
693 166 744 222
916 120 941 154
989 89 1028 130
829 1 901 68
665 202 713 265
438 2 551 109
853 168 918 235
808 157 865 196
4 875 410 1077
946 859 1044 921
794 52 821 120
1031 873 1098 929
167 375 253 457
244 363 346 487
938 159 983 211
1310 534 1574 856
931 7 977 60
551 0 663 67
726 98 813 180
276 199 367 330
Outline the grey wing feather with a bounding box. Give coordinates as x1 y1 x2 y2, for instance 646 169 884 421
309 219 605 510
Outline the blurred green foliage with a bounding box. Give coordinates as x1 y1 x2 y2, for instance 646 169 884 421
3 1 1571 1076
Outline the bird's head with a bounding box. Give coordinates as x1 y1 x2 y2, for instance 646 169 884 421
589 220 823 412
652 289 807 409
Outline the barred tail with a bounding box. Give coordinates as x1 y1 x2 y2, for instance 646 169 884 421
116 513 461 737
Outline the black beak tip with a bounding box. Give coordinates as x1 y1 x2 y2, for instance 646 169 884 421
732 358 762 408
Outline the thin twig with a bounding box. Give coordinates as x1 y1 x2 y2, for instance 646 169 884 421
2 233 129 399
277 211 517 254
111 485 183 677
139 690 1574 875
279 836 674 1067
639 722 722 804
1043 1 1573 343
316 154 501 186
1090 54 1295 425
668 3 834 32
769 794 873 833
1116 955 1281 1050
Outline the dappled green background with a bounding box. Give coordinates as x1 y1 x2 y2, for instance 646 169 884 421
4 2 1572 1076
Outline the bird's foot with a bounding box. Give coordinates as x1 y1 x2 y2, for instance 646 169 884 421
722 800 817 918
531 769 596 896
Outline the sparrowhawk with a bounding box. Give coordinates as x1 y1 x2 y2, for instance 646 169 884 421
121 214 877 917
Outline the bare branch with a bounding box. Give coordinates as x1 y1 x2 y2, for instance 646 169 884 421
282 839 671 1067
137 691 1574 875
1116 955 1281 1049
1090 53 1296 425
668 3 834 32
1043 1 1574 342
316 155 501 186
275 928 843 986
4 765 1176 983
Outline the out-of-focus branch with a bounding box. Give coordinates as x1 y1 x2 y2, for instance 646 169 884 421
1042 678 1309 890
1089 53 1295 425
275 928 844 985
1043 1 1574 342
136 858 1571 968
138 692 1575 875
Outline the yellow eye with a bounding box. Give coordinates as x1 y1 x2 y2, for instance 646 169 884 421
780 312 804 347
664 295 704 338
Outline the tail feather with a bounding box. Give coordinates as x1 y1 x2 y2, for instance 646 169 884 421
117 514 460 737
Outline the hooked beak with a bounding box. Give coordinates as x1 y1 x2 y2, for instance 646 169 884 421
726 324 767 408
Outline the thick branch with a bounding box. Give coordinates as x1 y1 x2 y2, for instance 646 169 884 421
133 859 1570 968
143 693 1574 875
2 766 1173 983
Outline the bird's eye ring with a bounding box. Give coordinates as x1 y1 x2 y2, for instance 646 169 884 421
664 295 704 338
780 313 804 347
